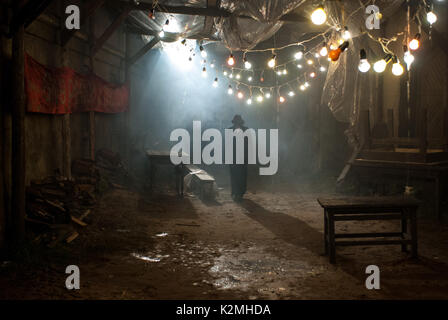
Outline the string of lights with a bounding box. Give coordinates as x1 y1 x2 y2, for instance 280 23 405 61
156 0 442 104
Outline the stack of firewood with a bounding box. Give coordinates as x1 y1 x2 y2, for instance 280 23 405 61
25 149 127 245
26 176 74 225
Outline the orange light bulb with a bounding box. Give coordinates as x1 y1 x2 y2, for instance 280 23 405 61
329 41 349 62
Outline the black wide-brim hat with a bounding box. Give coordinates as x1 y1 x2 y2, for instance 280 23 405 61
232 115 244 125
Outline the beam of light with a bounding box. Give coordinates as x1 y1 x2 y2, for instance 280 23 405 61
162 39 196 71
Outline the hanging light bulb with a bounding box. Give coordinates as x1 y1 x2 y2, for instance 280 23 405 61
244 57 252 69
319 66 326 72
248 76 253 82
283 69 288 75
265 92 271 99
358 49 371 73
229 73 233 79
158 30 165 38
314 53 320 58
227 85 233 95
288 91 295 97
297 64 303 69
247 97 253 105
403 46 415 70
276 70 282 76
227 54 235 66
307 59 314 65
391 56 404 76
210 63 215 68
427 11 437 25
163 19 170 31
329 41 349 62
257 95 264 103
213 78 218 88
300 85 306 91
199 45 207 58
202 67 207 77
310 72 316 78
319 44 328 57
223 71 228 76
373 54 392 73
279 96 285 103
294 50 304 60
409 33 421 51
237 91 244 99
342 26 351 40
268 54 276 68
311 7 327 25
148 9 155 20
236 74 241 80
304 82 310 88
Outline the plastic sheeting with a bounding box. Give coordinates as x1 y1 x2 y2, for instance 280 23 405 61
126 0 307 49
321 0 406 148
215 0 306 50
127 0 411 147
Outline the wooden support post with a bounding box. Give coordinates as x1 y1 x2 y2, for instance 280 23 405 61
445 108 448 152
88 13 96 160
11 24 26 244
89 112 95 160
387 109 394 138
91 6 131 56
328 212 336 264
361 110 372 150
60 1 72 179
0 35 5 255
62 114 72 179
419 108 428 155
124 31 131 165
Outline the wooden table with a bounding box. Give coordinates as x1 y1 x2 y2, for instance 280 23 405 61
146 150 188 196
317 197 420 264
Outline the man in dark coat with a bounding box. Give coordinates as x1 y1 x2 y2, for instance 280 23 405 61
229 115 248 202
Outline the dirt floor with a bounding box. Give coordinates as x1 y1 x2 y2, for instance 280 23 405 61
1 180 448 299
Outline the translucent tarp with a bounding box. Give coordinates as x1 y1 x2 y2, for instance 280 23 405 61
126 0 420 149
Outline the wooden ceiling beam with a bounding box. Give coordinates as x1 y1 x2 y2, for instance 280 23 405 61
8 0 55 37
91 6 132 56
127 36 160 66
112 0 308 23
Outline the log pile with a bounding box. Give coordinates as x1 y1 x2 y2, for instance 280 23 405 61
25 149 128 245
26 176 74 225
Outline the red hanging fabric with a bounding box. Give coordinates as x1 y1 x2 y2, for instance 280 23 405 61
25 53 129 114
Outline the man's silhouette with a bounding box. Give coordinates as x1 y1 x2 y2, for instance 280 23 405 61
229 115 248 202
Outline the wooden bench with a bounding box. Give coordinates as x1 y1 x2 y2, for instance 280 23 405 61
184 164 215 199
317 197 419 264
